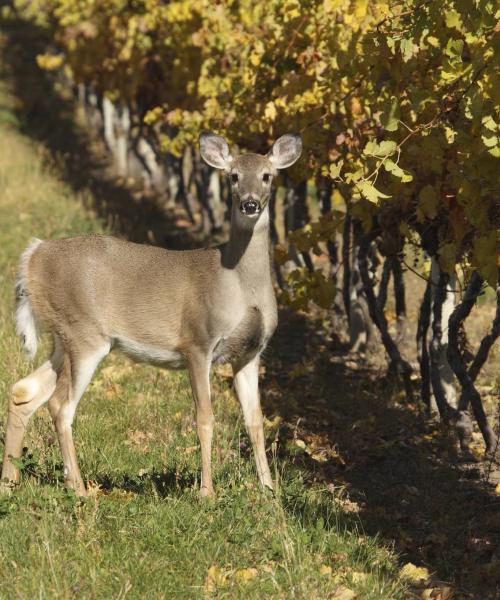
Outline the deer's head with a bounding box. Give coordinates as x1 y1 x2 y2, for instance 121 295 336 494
200 133 302 219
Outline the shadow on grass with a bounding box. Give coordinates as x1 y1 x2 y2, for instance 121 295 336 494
264 308 500 598
95 468 197 498
1 14 499 600
0 16 204 250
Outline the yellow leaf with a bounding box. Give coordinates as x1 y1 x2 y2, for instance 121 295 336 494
205 565 228 592
351 571 369 584
329 586 356 600
495 483 500 495
235 567 258 582
36 53 64 71
319 564 332 576
399 562 430 585
354 0 369 19
263 415 282 429
264 101 277 122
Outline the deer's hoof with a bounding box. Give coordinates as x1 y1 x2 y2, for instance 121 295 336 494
65 479 87 498
200 485 215 499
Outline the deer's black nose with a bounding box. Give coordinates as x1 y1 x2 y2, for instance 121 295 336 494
240 199 261 215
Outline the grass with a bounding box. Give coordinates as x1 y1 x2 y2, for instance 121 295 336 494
0 51 408 599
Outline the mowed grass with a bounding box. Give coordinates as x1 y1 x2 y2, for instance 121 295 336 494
0 83 407 598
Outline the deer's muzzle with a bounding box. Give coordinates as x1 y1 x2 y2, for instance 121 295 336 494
240 199 261 216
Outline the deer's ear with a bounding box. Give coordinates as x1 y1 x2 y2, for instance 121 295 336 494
199 132 233 170
268 134 302 169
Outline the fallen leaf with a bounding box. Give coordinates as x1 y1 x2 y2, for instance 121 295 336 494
350 571 369 584
320 564 332 576
328 586 356 600
263 415 282 429
420 587 453 600
261 562 275 573
235 567 258 583
85 480 104 498
205 565 228 592
124 429 153 452
399 562 430 586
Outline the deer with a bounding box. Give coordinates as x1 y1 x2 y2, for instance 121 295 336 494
1 133 302 497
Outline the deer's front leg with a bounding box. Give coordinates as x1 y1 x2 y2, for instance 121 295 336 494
188 353 215 497
233 356 273 490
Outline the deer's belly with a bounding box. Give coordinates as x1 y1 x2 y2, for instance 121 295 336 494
115 336 186 369
212 306 269 365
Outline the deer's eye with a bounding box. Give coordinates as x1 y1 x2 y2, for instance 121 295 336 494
262 173 271 183
231 173 239 184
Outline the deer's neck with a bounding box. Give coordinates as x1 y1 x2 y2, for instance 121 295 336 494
222 205 273 281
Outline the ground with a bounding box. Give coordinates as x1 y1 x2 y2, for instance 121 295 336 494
0 16 499 600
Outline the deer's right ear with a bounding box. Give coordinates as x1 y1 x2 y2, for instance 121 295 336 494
199 133 233 170
268 134 302 169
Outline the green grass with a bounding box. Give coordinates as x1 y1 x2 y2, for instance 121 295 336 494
0 78 408 599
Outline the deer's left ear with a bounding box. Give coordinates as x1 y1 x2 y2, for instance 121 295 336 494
199 132 233 170
268 134 302 169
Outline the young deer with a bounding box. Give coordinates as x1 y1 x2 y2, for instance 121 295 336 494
1 133 302 497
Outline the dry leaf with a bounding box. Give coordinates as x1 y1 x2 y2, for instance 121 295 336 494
85 480 104 498
320 564 332 576
263 415 282 429
420 587 453 600
205 565 228 592
328 586 356 600
261 561 275 573
350 571 369 584
235 567 258 583
399 562 430 586
124 429 153 452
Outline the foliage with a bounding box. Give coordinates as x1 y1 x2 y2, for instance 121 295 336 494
22 0 500 301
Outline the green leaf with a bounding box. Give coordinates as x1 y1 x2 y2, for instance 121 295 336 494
445 10 462 31
357 181 391 203
445 38 464 59
417 185 439 220
381 96 400 132
400 38 414 62
329 159 344 179
482 115 497 132
482 134 498 148
384 159 413 182
378 140 397 156
363 140 396 157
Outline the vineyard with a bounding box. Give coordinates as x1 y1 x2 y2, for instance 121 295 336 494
17 0 499 454
0 0 499 598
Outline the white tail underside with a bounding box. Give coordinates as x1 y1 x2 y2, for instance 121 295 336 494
15 238 43 360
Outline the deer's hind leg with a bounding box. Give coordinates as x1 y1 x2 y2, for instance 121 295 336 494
48 339 110 497
1 342 62 489
187 351 215 498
